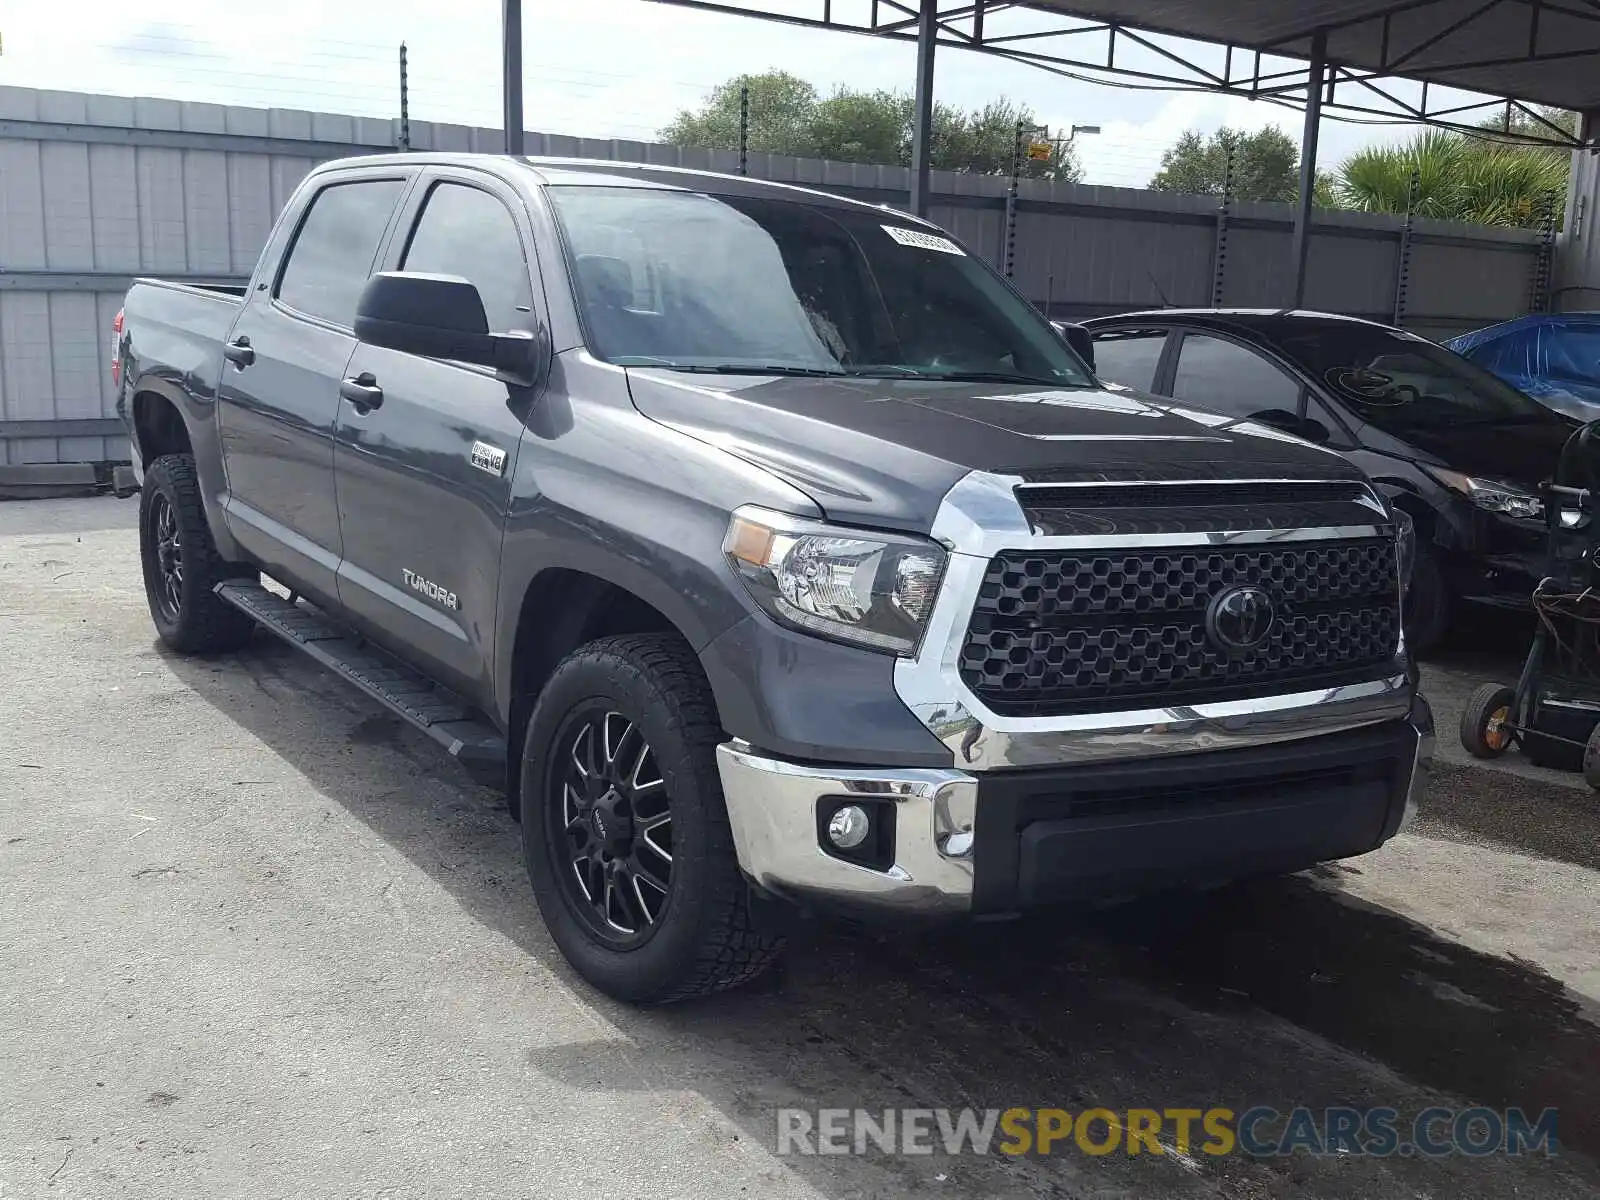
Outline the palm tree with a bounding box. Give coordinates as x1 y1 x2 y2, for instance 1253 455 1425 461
1335 129 1566 228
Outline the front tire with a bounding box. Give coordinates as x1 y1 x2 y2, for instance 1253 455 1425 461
520 633 783 1004
1404 542 1449 657
138 454 256 654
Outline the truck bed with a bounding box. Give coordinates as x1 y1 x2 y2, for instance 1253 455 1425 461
121 279 246 395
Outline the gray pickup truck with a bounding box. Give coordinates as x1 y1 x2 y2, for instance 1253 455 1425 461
115 153 1433 1003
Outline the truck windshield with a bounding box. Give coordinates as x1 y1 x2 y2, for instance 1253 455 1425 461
1274 325 1555 432
546 185 1092 387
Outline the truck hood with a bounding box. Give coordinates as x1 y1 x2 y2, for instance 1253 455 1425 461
626 369 1366 533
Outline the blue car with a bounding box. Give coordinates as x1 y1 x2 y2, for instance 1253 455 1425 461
1447 313 1600 421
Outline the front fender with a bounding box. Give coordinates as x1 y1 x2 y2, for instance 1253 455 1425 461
490 369 823 728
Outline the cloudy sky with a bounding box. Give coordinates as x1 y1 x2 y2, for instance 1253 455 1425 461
0 0 1436 187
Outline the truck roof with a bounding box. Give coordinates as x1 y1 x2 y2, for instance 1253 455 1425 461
307 152 939 227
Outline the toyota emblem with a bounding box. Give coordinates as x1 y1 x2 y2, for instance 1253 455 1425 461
1206 585 1275 652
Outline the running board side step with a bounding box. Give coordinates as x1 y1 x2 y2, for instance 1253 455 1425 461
215 579 505 778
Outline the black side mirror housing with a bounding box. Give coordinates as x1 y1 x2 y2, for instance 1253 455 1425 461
1052 321 1095 373
355 272 541 382
1250 408 1330 444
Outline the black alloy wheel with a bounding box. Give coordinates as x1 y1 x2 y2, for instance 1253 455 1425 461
147 490 184 624
548 707 674 947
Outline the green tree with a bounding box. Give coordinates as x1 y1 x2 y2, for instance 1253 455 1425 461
659 71 819 158
1335 129 1567 228
939 98 1082 182
807 87 913 165
1149 127 1308 204
1472 105 1579 144
660 72 1081 181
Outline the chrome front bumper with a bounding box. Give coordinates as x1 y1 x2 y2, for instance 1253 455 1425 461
714 744 979 914
715 696 1434 917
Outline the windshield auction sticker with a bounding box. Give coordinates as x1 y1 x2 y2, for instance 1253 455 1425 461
882 226 965 255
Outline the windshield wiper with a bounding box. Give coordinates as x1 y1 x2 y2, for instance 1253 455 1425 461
910 370 1086 387
842 366 1085 387
843 365 923 378
648 363 847 378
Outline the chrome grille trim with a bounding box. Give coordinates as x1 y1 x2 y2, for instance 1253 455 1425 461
893 470 1411 772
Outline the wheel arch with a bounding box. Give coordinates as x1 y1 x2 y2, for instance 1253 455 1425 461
126 370 246 564
1373 476 1441 542
501 565 696 819
131 384 195 468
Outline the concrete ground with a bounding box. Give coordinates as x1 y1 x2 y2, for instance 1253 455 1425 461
2 496 1598 1200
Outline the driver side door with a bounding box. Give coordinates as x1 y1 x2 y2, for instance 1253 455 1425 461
332 169 546 708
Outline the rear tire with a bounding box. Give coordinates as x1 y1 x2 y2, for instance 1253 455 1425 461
1459 683 1516 759
520 633 783 1004
139 454 256 654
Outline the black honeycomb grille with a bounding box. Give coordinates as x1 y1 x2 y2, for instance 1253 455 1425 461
959 540 1400 716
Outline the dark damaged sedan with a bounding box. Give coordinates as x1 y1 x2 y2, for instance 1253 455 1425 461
1083 309 1576 651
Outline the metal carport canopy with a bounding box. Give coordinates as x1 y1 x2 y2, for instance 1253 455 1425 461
500 0 1600 304
1021 0 1600 115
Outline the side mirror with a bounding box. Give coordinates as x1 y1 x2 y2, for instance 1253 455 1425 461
1052 321 1095 373
355 272 540 381
1250 408 1330 444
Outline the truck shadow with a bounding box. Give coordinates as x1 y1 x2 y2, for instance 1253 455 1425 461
163 637 1600 1197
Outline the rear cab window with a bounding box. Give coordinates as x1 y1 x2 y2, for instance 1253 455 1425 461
275 179 407 327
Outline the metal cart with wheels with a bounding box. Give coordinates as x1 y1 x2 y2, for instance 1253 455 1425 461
1460 421 1600 789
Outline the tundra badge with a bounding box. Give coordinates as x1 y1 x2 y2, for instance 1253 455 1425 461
470 441 507 476
403 568 459 611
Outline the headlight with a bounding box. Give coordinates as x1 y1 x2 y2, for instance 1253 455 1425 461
724 506 947 655
1426 467 1542 522
1391 506 1415 595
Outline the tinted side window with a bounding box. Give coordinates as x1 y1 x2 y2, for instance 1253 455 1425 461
276 180 405 327
1172 333 1301 418
1091 329 1167 391
401 183 532 333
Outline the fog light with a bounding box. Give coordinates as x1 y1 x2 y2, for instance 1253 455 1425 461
827 804 871 850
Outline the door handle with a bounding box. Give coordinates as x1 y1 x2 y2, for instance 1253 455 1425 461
340 372 384 414
223 336 255 369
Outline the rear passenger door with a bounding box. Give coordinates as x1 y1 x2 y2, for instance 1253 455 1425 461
218 169 413 606
333 169 545 707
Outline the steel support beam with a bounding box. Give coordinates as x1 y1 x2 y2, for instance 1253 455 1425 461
636 0 1596 150
1291 30 1327 308
908 0 938 216
503 0 525 156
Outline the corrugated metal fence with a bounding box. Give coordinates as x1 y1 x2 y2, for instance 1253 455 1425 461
0 84 1547 467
